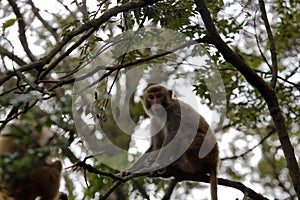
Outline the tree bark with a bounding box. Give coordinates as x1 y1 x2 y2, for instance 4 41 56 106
194 0 300 197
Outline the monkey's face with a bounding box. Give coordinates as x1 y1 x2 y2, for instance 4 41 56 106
146 93 167 116
141 85 171 116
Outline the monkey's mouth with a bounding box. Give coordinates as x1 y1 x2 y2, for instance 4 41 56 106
149 104 166 116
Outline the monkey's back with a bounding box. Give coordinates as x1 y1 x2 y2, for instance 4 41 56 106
167 100 219 175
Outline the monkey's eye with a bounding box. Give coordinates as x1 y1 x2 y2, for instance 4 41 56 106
148 94 154 100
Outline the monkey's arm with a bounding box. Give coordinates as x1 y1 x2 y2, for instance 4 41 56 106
122 127 166 175
121 145 163 176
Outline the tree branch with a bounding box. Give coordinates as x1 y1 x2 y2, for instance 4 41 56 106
72 157 270 200
194 0 300 197
221 128 275 160
253 9 272 71
49 37 211 91
39 28 96 80
69 156 123 181
162 179 177 200
131 180 150 200
27 0 60 42
0 0 162 86
157 168 269 200
254 69 300 88
258 0 278 89
0 45 27 66
7 0 37 62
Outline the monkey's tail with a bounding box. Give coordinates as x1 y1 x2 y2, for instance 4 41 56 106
210 169 218 200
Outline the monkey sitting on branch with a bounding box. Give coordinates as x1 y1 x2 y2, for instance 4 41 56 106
122 85 219 200
0 121 62 200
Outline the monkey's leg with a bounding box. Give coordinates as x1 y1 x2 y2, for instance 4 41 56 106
152 135 183 171
120 149 161 177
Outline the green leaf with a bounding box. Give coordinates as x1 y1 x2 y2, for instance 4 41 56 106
2 18 18 31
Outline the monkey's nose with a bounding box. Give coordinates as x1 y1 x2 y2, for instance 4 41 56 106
150 104 166 116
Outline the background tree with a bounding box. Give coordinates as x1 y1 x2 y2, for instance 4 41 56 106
0 0 299 199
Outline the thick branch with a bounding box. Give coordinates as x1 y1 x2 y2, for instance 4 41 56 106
73 156 269 200
194 0 300 197
0 46 27 66
147 167 268 200
100 169 269 200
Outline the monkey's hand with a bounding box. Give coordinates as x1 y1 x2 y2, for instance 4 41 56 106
117 158 156 178
117 169 131 178
117 164 146 178
143 159 154 168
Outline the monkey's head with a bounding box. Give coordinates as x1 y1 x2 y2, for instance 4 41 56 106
140 85 173 116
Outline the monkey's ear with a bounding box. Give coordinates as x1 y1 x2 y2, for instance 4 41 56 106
140 95 144 100
168 90 173 98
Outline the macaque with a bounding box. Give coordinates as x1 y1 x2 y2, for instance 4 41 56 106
124 85 219 200
0 121 62 200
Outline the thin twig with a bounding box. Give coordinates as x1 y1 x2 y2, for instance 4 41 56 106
131 180 150 200
7 0 36 61
258 0 278 89
162 179 177 200
52 37 211 91
68 155 123 181
253 9 271 70
0 0 162 86
221 129 275 160
100 180 123 200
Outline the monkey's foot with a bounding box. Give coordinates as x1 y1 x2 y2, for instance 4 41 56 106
157 167 167 175
116 170 131 178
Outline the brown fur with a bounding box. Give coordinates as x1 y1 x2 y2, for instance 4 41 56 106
0 122 62 200
127 85 219 200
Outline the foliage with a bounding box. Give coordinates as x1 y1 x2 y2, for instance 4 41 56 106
0 0 299 199
0 121 51 191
